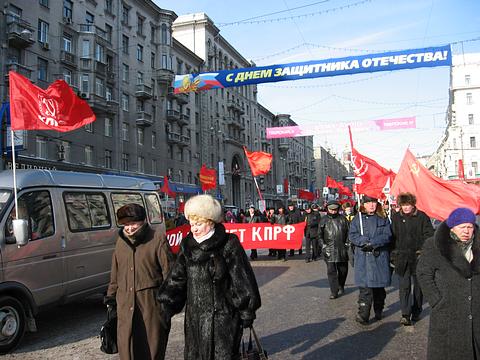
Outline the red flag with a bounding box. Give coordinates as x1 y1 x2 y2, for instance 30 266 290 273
160 176 176 198
458 159 465 180
9 71 95 131
338 182 353 197
199 164 216 191
391 149 480 220
283 178 289 194
298 189 315 201
243 147 273 177
326 176 339 188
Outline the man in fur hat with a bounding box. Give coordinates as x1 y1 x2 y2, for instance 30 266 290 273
391 192 434 326
106 203 174 360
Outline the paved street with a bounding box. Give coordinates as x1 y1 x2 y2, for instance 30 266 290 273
6 250 429 359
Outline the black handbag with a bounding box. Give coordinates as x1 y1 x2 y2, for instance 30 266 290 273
241 326 268 360
100 305 118 354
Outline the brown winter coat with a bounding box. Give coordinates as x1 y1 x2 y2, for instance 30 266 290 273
107 225 174 360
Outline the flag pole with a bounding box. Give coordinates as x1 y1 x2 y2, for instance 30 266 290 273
10 129 19 220
348 126 363 235
253 176 263 201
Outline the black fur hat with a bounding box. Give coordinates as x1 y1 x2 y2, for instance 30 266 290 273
117 203 146 225
397 192 416 206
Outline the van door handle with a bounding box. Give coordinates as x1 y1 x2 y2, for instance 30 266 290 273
61 236 66 249
43 254 57 260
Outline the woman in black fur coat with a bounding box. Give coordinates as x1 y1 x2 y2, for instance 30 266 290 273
158 195 261 360
417 207 479 360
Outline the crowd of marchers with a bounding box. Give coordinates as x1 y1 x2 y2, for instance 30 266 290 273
104 192 479 360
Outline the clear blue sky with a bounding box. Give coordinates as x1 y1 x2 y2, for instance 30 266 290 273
156 0 480 171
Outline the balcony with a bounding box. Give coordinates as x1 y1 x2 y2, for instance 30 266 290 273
278 140 289 152
88 93 108 112
7 16 34 48
94 61 107 75
156 68 175 85
79 24 109 43
227 100 245 114
5 62 33 80
166 109 181 122
225 117 244 130
167 132 181 144
135 84 153 99
106 69 115 83
178 113 190 126
60 51 76 67
167 87 189 104
136 111 153 127
224 136 244 148
179 135 190 147
106 99 119 113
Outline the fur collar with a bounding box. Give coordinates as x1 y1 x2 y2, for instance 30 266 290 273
435 222 480 278
182 223 228 263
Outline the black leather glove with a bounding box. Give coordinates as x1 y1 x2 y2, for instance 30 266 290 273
242 318 254 328
361 243 374 252
103 295 116 307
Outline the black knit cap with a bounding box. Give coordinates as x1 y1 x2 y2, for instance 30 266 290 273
362 195 378 203
117 203 146 225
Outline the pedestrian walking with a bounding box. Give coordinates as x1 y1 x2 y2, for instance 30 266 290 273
349 196 392 324
244 205 262 260
273 205 288 261
305 203 321 262
157 194 261 360
319 200 350 299
266 207 277 257
105 203 174 360
390 192 434 326
417 207 479 360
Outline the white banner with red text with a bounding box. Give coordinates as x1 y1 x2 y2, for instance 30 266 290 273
166 223 306 254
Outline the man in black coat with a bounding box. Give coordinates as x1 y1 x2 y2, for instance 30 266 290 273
304 204 321 262
287 202 304 256
319 200 350 298
244 205 262 260
391 192 434 325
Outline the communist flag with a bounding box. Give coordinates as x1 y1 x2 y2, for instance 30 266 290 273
352 146 396 199
243 147 273 177
326 176 339 188
391 149 480 220
160 176 176 198
9 71 95 131
338 182 353 197
199 164 216 191
298 189 315 201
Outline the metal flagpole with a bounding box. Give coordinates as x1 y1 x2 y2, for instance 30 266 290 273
10 129 19 220
253 176 263 201
348 126 363 235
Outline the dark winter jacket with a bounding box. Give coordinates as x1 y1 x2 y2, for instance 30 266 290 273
318 213 349 263
244 213 262 224
391 209 434 276
304 211 321 238
107 225 174 360
157 223 261 360
417 222 480 360
272 213 287 225
349 212 392 287
287 208 303 224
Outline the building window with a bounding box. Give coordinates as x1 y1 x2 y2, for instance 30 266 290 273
151 52 155 69
136 45 143 62
122 153 129 171
465 74 471 85
40 0 49 7
63 68 72 85
471 136 477 148
151 159 157 175
137 156 145 173
152 132 156 149
95 43 105 63
106 86 112 101
86 11 94 24
38 20 49 44
137 16 144 36
122 35 129 54
469 114 474 125
85 122 93 132
121 93 129 111
37 58 48 81
161 23 168 44
136 99 145 112
122 122 129 140
105 23 112 42
473 162 478 175
467 93 473 105
36 136 47 159
105 0 113 13
151 25 156 43
60 141 70 162
122 63 129 82
104 118 113 137
105 150 112 168
137 71 144 85
137 127 144 145
85 145 93 165
95 77 105 97
122 5 129 24
62 35 72 53
81 74 89 93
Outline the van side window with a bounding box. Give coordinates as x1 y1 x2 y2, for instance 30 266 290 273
64 192 111 231
145 193 163 224
4 191 54 241
111 193 144 226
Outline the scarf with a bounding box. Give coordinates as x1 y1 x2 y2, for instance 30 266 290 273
124 222 149 245
450 230 474 262
193 227 215 243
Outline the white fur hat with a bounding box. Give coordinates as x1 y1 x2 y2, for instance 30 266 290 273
184 194 223 223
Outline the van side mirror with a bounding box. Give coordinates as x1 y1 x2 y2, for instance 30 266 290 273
13 219 29 246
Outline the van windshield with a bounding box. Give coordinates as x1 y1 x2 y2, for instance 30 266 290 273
0 190 11 214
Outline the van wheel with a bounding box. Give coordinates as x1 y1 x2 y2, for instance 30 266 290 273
0 296 26 354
